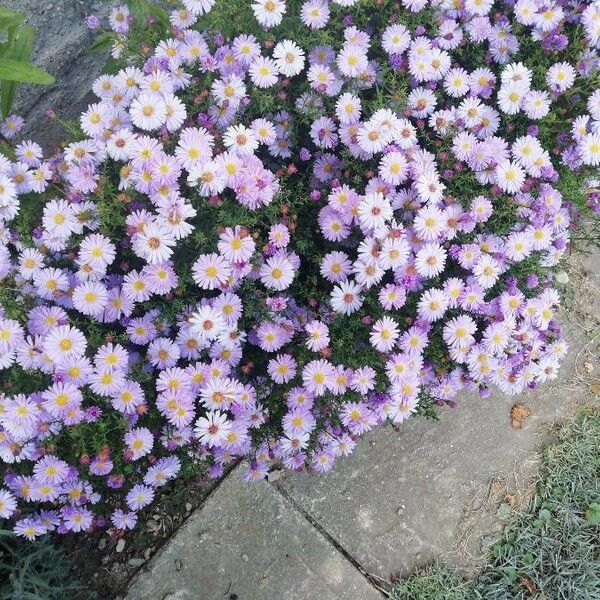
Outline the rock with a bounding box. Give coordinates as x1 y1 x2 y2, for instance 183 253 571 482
128 558 146 568
175 559 182 572
555 271 569 284
11 0 110 150
115 539 126 553
98 537 107 550
198 530 210 542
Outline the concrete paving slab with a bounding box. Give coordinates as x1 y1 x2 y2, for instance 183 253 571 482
125 463 383 600
278 264 598 579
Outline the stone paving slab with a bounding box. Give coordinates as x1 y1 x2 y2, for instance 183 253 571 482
126 463 383 600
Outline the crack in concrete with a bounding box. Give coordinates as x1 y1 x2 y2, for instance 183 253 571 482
270 479 391 597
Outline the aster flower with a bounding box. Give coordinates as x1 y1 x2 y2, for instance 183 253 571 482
192 253 232 290
132 221 176 265
304 320 330 352
415 243 447 278
125 427 154 460
252 0 286 27
14 517 47 540
126 484 155 511
0 488 17 519
370 316 400 353
43 325 87 360
194 410 231 447
189 305 226 341
268 354 297 383
260 255 295 290
330 279 363 314
302 359 334 396
249 56 280 88
273 40 305 77
111 509 138 530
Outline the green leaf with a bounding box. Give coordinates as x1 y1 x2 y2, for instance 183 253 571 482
585 503 600 524
0 25 35 117
88 32 114 53
538 508 551 523
0 57 54 84
0 7 24 30
129 0 168 28
522 552 536 565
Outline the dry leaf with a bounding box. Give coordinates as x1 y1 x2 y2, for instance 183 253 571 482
521 577 538 595
589 382 600 395
506 493 519 508
510 403 532 429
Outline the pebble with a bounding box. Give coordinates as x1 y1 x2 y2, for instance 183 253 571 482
175 559 182 572
98 538 107 550
241 553 249 561
198 530 210 542
115 539 126 553
128 558 146 568
143 547 153 560
555 271 569 284
185 502 192 512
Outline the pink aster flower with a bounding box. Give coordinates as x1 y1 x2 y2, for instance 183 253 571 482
111 509 138 530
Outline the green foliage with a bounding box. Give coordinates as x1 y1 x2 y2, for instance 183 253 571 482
391 407 600 600
391 565 471 600
0 530 84 600
91 0 171 59
475 407 600 599
0 7 54 118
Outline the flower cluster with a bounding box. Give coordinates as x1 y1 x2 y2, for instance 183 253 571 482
0 0 599 538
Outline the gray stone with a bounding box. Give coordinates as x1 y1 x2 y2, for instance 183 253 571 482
11 0 109 149
126 464 382 600
128 558 146 568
